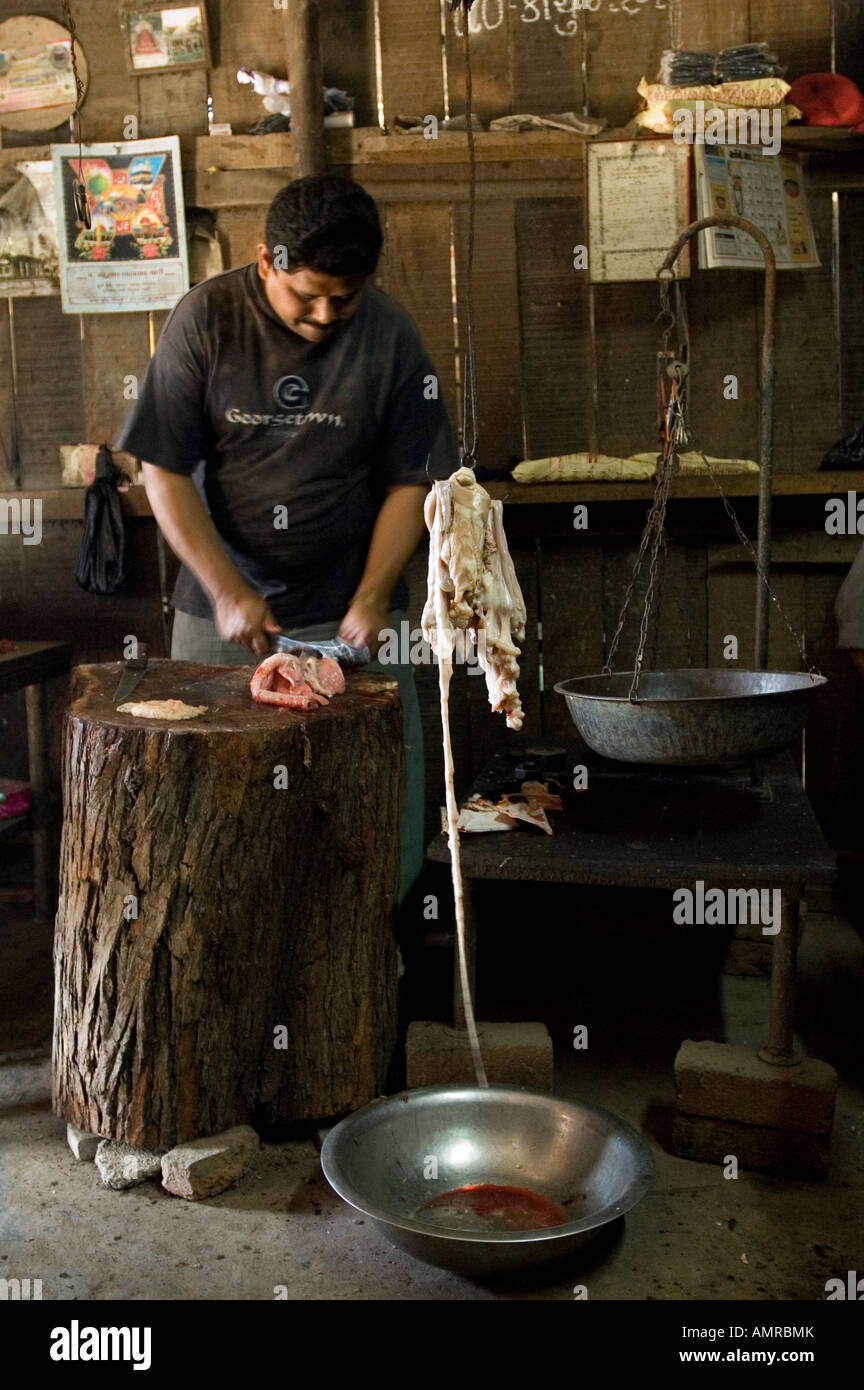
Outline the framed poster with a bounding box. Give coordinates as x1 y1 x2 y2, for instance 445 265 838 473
51 136 189 314
120 4 209 74
694 146 820 270
588 140 691 283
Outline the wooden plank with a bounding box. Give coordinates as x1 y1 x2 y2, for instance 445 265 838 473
319 0 377 129
215 208 264 268
138 70 209 138
748 0 832 80
834 0 864 89
687 270 761 465
373 200 459 436
443 0 513 123
767 188 841 472
453 199 523 469
515 195 592 459
541 538 603 747
511 0 584 115
189 165 587 207
707 557 756 668
189 128 864 171
591 281 658 458
582 3 669 130
839 192 864 430
678 0 751 52
803 568 863 850
73 0 139 142
12 298 85 489
209 0 286 133
484 469 864 503
377 0 446 126
82 315 152 445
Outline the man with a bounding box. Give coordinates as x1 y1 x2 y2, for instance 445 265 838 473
117 175 458 901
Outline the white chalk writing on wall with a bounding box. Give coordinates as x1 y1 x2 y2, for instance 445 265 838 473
451 0 668 40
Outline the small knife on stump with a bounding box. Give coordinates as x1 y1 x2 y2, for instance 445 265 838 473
114 644 149 703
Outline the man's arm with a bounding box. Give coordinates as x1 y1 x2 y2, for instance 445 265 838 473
143 463 281 654
338 484 427 651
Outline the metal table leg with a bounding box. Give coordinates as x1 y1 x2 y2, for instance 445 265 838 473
25 680 51 922
453 877 478 1031
759 895 801 1067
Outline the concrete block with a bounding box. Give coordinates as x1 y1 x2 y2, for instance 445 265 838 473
95 1141 164 1190
161 1125 259 1200
406 1021 553 1089
672 1113 831 1180
67 1123 100 1162
674 1040 837 1135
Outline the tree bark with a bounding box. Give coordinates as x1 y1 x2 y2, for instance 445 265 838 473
52 661 402 1146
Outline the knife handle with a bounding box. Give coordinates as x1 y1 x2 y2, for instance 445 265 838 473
124 643 149 670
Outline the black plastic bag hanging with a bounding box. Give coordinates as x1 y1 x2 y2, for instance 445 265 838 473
820 421 864 471
75 445 128 594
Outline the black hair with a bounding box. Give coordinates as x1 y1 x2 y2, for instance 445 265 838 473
265 175 382 276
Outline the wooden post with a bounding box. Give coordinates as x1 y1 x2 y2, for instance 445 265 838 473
282 0 326 178
52 661 403 1145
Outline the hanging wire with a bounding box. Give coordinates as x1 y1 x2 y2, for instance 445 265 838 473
450 1 479 469
61 0 91 228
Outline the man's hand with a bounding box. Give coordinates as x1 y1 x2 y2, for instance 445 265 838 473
339 595 390 655
213 586 281 655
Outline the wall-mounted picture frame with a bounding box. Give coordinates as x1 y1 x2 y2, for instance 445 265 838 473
120 3 210 76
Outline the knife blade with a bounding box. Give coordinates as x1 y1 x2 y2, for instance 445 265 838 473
114 644 149 703
268 633 370 669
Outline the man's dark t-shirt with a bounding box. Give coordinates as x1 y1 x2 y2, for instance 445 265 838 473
116 265 458 626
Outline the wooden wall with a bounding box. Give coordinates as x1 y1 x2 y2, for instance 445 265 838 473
1 0 863 853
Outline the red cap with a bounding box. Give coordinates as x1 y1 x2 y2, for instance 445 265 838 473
787 72 864 129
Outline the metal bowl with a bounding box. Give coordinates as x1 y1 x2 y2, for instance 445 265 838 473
554 669 827 767
320 1085 655 1276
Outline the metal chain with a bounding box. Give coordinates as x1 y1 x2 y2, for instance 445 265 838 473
604 277 687 694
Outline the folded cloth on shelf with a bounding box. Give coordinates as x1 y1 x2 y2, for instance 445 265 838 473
512 452 760 483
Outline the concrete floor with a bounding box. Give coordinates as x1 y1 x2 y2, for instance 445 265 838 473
2 873 863 1301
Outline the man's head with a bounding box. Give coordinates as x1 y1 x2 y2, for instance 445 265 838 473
257 175 382 342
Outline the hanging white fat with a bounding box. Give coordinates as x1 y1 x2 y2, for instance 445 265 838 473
422 467 526 730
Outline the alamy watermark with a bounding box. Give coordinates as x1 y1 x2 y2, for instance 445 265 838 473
0 496 42 545
376 619 486 673
672 104 782 158
673 881 781 935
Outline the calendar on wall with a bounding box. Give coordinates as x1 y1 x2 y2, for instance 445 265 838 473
694 146 820 270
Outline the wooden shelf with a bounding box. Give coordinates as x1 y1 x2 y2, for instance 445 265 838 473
485 470 864 505
9 471 864 520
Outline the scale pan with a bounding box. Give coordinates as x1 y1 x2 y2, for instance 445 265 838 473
554 669 827 767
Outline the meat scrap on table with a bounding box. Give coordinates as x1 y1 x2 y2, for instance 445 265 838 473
250 652 345 710
443 781 565 836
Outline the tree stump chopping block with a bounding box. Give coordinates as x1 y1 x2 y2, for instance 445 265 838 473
52 660 403 1147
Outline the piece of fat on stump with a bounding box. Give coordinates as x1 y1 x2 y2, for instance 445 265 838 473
422 466 527 730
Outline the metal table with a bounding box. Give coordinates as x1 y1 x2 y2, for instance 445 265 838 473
427 749 836 1067
0 641 72 920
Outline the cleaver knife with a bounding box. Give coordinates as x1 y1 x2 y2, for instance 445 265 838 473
268 632 370 669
